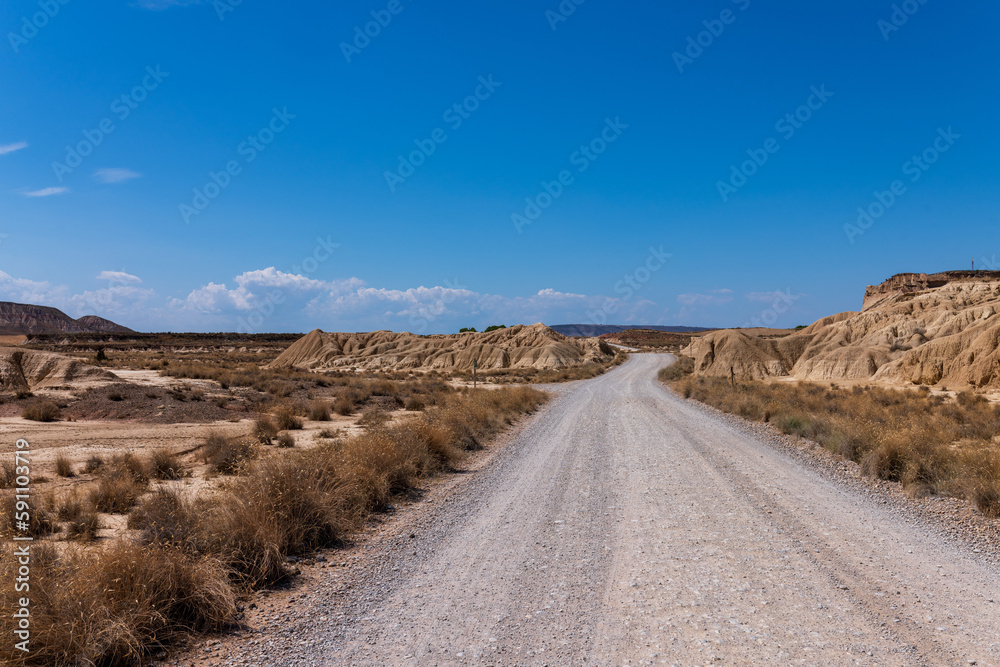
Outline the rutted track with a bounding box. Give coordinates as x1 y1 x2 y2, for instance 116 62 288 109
210 354 1000 666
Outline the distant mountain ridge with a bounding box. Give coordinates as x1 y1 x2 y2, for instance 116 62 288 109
0 301 134 335
550 324 711 338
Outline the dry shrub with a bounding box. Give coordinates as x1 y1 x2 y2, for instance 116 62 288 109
55 451 75 478
66 504 102 541
148 449 185 480
129 488 198 549
0 460 17 488
109 452 149 483
272 405 304 431
276 432 295 448
308 400 331 421
1 491 57 538
357 407 390 430
203 432 258 474
199 454 352 586
332 395 354 416
253 414 278 444
22 400 61 422
657 355 695 382
0 542 236 666
88 463 147 514
82 455 104 474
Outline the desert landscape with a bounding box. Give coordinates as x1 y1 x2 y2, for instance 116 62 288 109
7 4 999 664
1 269 1000 664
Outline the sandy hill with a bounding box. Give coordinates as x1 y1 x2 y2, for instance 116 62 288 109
268 324 615 372
0 301 133 335
0 347 117 392
686 271 1000 389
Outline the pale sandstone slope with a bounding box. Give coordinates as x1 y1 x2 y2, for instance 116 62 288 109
268 324 615 372
686 273 1000 389
0 347 118 392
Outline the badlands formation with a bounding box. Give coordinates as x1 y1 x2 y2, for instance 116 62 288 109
687 271 1000 389
268 323 615 372
0 347 117 392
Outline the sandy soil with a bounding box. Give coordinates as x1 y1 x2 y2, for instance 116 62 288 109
179 354 1000 666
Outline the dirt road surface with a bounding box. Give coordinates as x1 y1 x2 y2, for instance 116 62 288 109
208 354 1000 666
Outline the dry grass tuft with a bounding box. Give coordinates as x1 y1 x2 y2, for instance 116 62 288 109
307 400 331 421
148 449 185 480
272 404 304 431
21 399 61 422
203 432 258 475
55 451 75 478
0 542 236 666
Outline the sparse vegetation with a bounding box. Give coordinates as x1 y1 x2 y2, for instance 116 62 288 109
657 355 694 382
202 432 259 475
0 385 547 665
88 461 147 514
671 376 1000 517
272 404 304 431
21 399 61 422
55 452 75 477
308 400 331 421
148 449 185 480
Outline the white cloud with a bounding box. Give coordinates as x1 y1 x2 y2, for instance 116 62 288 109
0 141 28 155
94 168 141 184
23 187 68 197
0 271 67 305
172 268 669 333
97 271 143 285
676 289 734 306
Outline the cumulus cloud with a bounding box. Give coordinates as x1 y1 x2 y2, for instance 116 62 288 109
172 269 668 333
0 141 28 155
23 187 68 197
0 271 67 305
94 168 141 184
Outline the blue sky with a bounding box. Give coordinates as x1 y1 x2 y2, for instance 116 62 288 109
1 0 997 333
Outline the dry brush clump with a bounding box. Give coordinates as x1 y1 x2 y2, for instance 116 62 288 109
21 399 61 422
672 375 1000 517
0 542 236 667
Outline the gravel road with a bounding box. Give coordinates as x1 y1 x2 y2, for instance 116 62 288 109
197 354 1000 666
